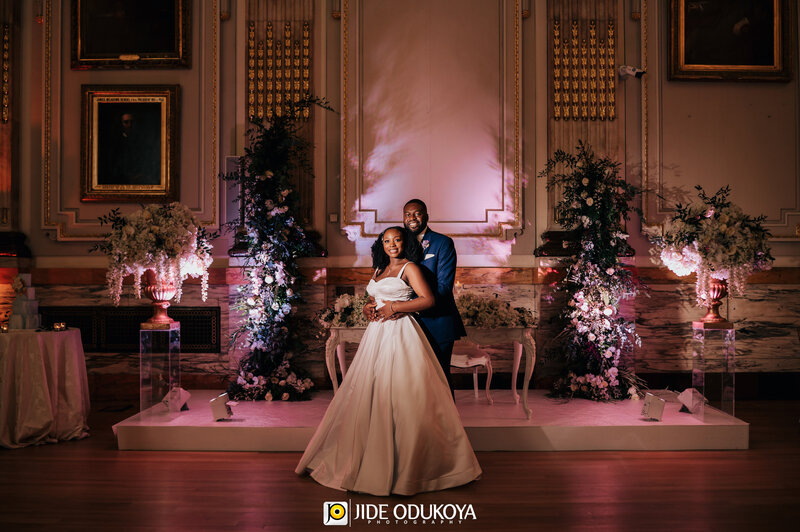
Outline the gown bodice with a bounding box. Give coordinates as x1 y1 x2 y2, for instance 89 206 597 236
367 264 414 305
366 277 414 303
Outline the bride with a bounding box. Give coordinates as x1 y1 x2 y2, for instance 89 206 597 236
296 226 481 496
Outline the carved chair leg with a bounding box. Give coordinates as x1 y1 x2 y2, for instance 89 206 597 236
485 356 493 405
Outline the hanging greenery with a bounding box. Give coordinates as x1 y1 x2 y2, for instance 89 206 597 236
223 98 331 401
536 141 645 401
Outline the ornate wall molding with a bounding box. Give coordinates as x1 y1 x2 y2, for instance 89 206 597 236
0 5 13 232
340 0 522 238
42 0 219 241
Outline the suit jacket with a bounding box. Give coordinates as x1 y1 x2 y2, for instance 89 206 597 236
416 228 466 344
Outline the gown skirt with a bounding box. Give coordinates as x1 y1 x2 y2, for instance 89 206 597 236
295 315 481 496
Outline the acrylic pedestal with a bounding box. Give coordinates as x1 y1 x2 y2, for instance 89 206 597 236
691 321 735 420
139 322 181 420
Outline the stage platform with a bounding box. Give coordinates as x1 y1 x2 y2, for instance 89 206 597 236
113 389 749 452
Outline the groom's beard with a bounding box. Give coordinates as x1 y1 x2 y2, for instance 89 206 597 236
404 222 427 236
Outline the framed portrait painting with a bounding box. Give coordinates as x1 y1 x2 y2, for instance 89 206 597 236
81 85 180 203
71 0 191 69
669 0 794 81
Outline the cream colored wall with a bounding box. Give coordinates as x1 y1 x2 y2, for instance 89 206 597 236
18 0 223 263
13 0 800 265
321 0 544 267
631 0 800 264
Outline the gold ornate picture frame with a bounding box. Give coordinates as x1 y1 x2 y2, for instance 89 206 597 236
81 85 180 203
71 0 191 69
669 0 794 81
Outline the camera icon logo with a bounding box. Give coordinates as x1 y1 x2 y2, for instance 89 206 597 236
323 501 348 526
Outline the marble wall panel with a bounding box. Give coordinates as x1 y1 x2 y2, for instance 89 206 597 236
8 272 798 394
633 284 800 372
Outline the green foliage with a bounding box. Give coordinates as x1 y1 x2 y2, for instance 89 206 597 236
537 141 644 401
223 97 332 401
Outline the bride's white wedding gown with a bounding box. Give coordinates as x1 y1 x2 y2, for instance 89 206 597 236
296 266 481 496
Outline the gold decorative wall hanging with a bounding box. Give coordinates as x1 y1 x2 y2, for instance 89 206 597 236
246 1 315 225
246 0 312 122
552 17 616 121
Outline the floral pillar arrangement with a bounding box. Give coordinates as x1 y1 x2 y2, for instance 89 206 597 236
650 185 773 324
93 203 214 324
537 141 643 401
224 99 329 401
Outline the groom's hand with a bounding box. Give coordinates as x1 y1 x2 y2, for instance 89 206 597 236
385 312 408 321
363 297 378 321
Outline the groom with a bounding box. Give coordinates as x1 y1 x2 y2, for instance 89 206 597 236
366 199 466 397
403 199 466 396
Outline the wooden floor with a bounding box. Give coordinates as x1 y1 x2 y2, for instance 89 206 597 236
1 400 799 532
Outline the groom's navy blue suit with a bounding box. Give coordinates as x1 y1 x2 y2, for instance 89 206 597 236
416 228 466 396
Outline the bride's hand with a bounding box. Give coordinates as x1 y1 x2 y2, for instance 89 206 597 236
362 298 378 321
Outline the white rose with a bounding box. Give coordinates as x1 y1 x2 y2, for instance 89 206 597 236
264 275 274 284
606 268 615 275
588 333 596 341
586 198 594 206
603 307 613 316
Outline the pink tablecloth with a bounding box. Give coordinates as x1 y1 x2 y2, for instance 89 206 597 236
0 329 90 448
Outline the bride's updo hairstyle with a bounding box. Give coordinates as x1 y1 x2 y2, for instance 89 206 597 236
371 226 423 271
